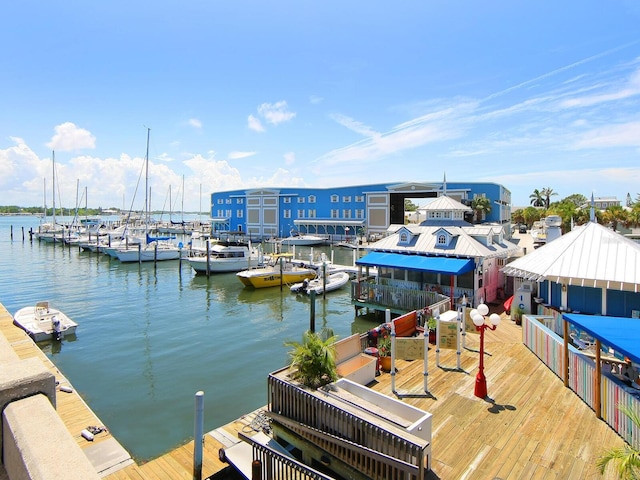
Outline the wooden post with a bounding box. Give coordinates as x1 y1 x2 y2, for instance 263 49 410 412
595 339 602 418
563 319 569 387
309 290 316 333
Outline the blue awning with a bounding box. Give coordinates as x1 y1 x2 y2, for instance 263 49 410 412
563 313 640 365
356 252 475 275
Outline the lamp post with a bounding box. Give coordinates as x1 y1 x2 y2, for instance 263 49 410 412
471 303 501 399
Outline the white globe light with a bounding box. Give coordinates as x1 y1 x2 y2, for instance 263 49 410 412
489 313 501 326
477 303 489 316
472 314 485 327
469 309 478 319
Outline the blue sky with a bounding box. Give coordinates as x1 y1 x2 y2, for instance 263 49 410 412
2 1 640 212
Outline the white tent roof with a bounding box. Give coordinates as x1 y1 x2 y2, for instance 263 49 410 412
502 221 640 292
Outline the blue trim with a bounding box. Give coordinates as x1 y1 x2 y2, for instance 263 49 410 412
356 252 475 275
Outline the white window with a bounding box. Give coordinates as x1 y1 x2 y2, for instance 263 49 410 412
355 209 364 219
283 197 291 204
297 197 305 204
217 199 224 204
237 210 243 218
356 195 364 202
226 210 232 217
284 210 291 219
331 195 339 203
343 196 351 203
297 209 305 218
236 198 244 204
308 209 316 218
308 195 316 203
343 209 351 219
437 234 447 245
226 199 231 204
216 209 224 217
331 209 339 218
400 232 408 243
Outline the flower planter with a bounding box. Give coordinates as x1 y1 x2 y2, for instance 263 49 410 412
379 355 392 373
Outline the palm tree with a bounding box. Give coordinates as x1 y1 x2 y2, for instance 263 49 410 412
541 187 558 209
471 196 491 223
529 189 545 207
285 330 338 389
601 205 628 231
597 403 640 479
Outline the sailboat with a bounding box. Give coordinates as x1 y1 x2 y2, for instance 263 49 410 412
115 129 183 263
35 151 65 243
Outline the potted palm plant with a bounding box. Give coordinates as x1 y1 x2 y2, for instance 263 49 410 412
284 330 338 389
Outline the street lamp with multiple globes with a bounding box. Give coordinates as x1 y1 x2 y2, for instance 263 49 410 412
471 303 501 399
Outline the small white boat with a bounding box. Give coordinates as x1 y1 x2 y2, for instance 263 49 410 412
188 241 264 273
280 232 327 246
290 271 351 295
13 301 78 342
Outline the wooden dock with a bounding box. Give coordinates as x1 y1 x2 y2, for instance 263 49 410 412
0 302 628 479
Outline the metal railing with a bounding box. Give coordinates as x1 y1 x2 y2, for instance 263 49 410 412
268 373 429 480
351 280 453 314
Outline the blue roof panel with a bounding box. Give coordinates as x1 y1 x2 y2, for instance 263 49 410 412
563 313 640 365
356 252 475 275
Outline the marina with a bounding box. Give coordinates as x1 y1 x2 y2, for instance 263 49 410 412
0 215 370 462
0 215 636 479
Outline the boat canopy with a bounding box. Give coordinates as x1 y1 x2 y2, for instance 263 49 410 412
357 252 475 275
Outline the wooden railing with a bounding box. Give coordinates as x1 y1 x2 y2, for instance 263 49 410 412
523 314 640 449
351 280 452 314
268 373 429 480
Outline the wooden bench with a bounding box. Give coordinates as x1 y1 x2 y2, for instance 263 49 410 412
391 310 424 338
333 334 377 386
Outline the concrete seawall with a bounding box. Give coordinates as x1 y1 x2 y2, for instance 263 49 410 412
0 304 131 479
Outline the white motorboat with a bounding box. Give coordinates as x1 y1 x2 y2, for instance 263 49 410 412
290 271 351 295
188 241 264 273
280 232 327 246
115 237 183 262
13 301 78 342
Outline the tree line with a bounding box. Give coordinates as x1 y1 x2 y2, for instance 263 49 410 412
513 188 640 233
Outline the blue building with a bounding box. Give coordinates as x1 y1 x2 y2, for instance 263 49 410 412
210 180 512 241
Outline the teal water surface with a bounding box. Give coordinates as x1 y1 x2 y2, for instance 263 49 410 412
0 216 375 461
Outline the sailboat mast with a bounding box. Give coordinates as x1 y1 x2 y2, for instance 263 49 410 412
52 151 56 226
181 175 185 223
145 128 150 224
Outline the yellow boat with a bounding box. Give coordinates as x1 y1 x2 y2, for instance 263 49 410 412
236 253 317 288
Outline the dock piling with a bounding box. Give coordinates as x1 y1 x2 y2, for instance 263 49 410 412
193 390 204 480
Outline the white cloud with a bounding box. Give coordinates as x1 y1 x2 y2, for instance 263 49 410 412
188 118 202 129
46 122 96 151
571 121 640 149
310 95 323 104
257 101 296 125
248 114 265 132
228 151 257 160
284 152 295 165
329 113 380 138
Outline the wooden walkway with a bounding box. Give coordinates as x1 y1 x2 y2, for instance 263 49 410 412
1 302 628 479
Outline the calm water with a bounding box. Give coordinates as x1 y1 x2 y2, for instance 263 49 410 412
0 216 375 461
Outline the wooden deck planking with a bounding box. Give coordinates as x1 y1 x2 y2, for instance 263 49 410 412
1 300 630 479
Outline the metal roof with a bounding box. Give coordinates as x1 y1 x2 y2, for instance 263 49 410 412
503 221 640 292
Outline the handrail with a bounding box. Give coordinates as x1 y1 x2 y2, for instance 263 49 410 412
238 431 335 480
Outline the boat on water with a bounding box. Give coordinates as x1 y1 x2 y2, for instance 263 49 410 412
236 253 317 288
290 271 351 295
280 231 327 246
188 240 264 273
13 301 78 342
